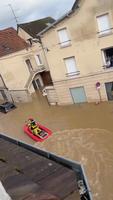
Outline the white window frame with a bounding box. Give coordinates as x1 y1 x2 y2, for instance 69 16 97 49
97 13 111 36
101 50 106 66
35 54 43 66
101 47 113 68
64 56 79 76
25 59 33 72
57 27 70 47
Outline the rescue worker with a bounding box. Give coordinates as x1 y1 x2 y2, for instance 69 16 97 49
28 118 41 136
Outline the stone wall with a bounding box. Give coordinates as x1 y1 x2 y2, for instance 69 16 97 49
9 89 32 103
53 71 113 105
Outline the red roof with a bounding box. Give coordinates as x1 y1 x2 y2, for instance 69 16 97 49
0 27 28 57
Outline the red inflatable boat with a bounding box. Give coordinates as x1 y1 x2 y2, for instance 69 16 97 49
24 121 52 142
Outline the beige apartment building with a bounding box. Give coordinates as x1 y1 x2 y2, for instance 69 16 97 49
36 0 113 105
18 17 56 104
0 27 52 102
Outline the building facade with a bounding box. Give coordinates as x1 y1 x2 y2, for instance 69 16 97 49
37 0 113 105
0 28 53 103
18 18 57 104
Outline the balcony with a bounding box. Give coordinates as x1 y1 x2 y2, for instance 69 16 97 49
31 65 46 74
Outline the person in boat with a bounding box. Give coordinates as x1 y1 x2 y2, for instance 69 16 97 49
28 118 41 136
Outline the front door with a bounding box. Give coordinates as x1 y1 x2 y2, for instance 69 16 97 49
105 82 113 101
70 87 87 103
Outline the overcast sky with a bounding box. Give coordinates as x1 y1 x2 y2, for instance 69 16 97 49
0 0 75 29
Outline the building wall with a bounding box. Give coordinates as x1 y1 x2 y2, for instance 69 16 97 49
0 48 46 102
54 71 113 105
18 28 50 71
0 49 31 90
18 28 32 41
9 89 32 103
40 0 113 104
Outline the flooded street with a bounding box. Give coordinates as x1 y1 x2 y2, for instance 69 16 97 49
0 92 113 199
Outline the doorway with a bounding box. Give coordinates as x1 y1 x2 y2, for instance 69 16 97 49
105 82 113 101
70 87 87 103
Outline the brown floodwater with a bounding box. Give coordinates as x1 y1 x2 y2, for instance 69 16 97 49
0 91 113 200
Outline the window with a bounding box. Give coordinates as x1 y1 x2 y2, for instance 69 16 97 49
102 47 113 68
35 54 42 65
58 28 70 47
25 59 33 71
64 57 79 75
97 14 111 35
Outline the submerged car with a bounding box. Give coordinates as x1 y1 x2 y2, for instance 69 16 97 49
0 102 16 113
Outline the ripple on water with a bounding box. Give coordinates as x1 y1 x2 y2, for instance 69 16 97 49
35 128 113 200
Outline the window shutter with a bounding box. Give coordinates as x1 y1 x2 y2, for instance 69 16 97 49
64 57 77 73
58 28 70 47
97 14 111 34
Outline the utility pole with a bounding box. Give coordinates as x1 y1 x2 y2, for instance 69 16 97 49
8 4 18 25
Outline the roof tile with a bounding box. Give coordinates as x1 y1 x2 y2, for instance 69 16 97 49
0 27 28 57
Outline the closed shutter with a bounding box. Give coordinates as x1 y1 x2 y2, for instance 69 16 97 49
97 14 111 34
64 57 77 74
58 28 70 47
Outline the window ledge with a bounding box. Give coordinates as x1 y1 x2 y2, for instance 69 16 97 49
66 71 80 77
36 64 43 66
98 29 113 38
103 65 113 70
59 40 71 48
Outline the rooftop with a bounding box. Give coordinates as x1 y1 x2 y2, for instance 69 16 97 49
37 0 80 37
0 27 28 58
18 17 55 38
0 134 80 200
